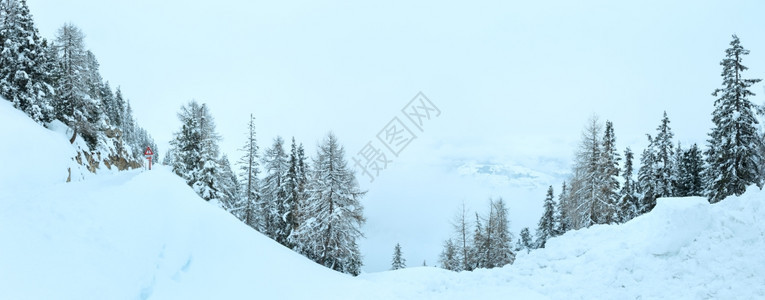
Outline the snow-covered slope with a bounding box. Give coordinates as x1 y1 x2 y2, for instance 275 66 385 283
1 100 763 299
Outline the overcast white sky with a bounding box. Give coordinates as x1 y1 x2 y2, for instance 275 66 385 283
28 0 765 272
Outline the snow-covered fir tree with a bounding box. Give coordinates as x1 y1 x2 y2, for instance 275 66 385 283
469 213 485 269
554 181 570 236
236 114 260 229
599 120 621 224
653 111 676 198
569 116 604 229
291 133 366 276
519 227 533 254
676 143 704 197
217 154 241 213
638 134 658 214
535 186 555 248
169 100 224 203
486 198 515 268
53 23 100 148
0 0 53 124
439 239 459 271
261 136 290 244
617 147 639 222
705 35 763 203
391 243 406 270
598 121 621 224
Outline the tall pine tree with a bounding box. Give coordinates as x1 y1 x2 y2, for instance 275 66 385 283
261 136 290 244
705 35 763 203
237 114 260 229
535 186 555 248
391 243 406 270
0 0 53 123
599 120 621 224
292 133 366 275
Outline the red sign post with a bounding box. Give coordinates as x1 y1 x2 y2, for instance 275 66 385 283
144 146 154 170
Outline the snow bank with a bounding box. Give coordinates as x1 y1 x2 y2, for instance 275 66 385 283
1 101 763 299
0 100 75 194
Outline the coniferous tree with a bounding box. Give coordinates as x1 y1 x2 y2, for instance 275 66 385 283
113 86 125 129
554 181 570 236
677 144 705 197
653 111 676 198
519 227 533 254
53 23 101 148
292 133 366 276
391 243 406 270
638 134 658 214
599 120 621 224
0 0 53 123
237 114 260 229
261 136 290 243
169 100 223 202
487 198 514 267
452 201 472 271
283 137 306 248
535 186 555 248
439 239 459 271
617 147 639 222
218 154 241 212
569 116 604 228
705 35 763 203
469 213 486 269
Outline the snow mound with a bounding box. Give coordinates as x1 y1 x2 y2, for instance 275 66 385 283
1 100 763 299
0 100 75 193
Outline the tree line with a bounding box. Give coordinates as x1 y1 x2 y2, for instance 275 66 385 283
440 34 763 269
0 0 156 162
166 102 366 276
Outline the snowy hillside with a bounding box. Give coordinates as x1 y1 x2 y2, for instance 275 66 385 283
1 100 764 299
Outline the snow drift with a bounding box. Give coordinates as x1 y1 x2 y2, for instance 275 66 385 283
1 100 763 299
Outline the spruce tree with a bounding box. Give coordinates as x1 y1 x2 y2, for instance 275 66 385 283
654 112 676 198
554 181 570 236
638 134 658 214
705 35 763 203
261 136 290 243
535 186 555 248
599 120 621 224
519 227 533 253
569 116 604 228
439 239 459 271
679 144 705 197
169 100 223 202
283 137 304 248
292 133 366 275
618 147 639 222
469 213 486 269
391 243 406 270
0 0 53 123
218 154 241 212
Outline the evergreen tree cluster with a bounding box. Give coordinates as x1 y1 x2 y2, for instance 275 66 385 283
168 108 366 276
553 35 763 237
439 198 515 271
0 1 155 162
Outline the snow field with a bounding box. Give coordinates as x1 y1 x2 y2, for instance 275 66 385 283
1 99 764 299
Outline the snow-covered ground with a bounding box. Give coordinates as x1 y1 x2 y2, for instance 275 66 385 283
1 100 764 299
